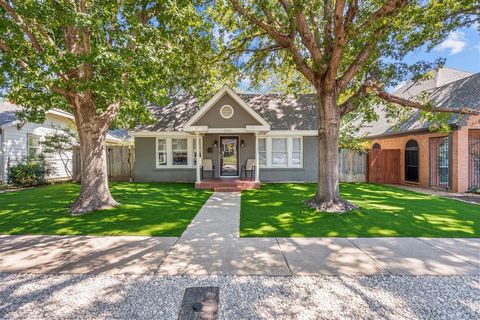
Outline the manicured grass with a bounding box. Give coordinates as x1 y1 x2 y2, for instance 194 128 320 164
0 183 212 236
241 183 480 237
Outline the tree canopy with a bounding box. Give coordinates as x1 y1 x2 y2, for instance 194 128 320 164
0 0 221 127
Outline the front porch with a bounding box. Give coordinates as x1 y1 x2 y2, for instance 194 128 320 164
195 178 260 191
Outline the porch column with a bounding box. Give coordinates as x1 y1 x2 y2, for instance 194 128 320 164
196 133 201 183
255 133 260 183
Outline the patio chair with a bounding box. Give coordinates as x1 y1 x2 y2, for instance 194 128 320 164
201 159 214 179
241 159 256 180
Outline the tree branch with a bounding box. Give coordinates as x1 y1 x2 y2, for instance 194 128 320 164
229 0 315 83
367 80 480 115
292 0 323 67
336 26 386 89
0 0 44 53
324 0 347 90
349 0 407 39
0 39 29 69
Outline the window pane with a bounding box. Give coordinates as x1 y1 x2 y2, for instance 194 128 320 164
157 139 167 166
272 152 287 165
158 153 167 166
172 139 187 151
292 152 301 166
258 138 266 152
173 152 188 165
28 135 41 157
172 139 188 165
259 152 267 166
158 139 166 151
292 138 301 152
272 138 287 152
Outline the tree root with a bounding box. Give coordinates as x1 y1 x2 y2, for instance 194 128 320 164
70 197 120 215
304 197 359 213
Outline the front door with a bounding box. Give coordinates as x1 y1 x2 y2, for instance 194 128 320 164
220 136 239 177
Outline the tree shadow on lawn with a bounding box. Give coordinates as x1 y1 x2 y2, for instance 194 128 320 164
240 183 479 237
0 182 212 236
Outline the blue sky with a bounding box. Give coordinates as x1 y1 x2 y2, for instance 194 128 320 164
403 24 480 73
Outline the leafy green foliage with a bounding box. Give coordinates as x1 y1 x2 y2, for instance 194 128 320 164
7 156 55 187
212 0 479 129
241 183 480 237
0 1 223 128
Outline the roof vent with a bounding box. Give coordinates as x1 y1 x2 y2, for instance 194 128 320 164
220 105 234 119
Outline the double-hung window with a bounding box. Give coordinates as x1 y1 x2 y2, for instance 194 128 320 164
27 134 41 158
157 139 167 166
271 138 288 166
172 138 188 166
259 136 303 168
291 138 302 167
258 138 267 167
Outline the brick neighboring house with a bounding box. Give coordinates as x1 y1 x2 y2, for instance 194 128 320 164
363 68 480 192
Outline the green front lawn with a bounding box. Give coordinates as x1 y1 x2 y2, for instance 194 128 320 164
241 183 480 237
0 183 212 236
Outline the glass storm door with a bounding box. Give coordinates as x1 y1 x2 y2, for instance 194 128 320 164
220 137 239 176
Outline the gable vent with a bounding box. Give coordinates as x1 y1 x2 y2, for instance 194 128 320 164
220 105 234 119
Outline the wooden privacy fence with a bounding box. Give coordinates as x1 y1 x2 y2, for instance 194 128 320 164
367 149 400 184
73 145 134 182
338 149 367 182
72 146 365 183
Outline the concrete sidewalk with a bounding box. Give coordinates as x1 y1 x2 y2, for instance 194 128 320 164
0 192 478 276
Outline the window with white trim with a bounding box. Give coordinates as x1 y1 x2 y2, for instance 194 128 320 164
258 138 266 167
27 134 41 158
291 138 302 167
157 139 167 166
271 138 288 166
258 136 303 168
172 138 188 166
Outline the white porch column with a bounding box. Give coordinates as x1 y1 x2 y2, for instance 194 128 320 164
255 133 260 183
195 133 201 183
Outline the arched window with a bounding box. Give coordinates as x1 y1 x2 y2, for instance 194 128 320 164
405 139 419 182
372 142 381 150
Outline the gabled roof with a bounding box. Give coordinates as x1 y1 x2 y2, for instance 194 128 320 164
0 101 125 143
0 101 19 127
183 85 270 131
362 67 477 138
134 90 320 132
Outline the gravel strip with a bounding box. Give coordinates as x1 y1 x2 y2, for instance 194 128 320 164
0 273 478 319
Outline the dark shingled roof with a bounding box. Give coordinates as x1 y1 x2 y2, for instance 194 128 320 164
363 69 479 138
135 93 319 132
0 102 20 127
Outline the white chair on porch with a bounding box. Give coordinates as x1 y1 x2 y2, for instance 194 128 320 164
201 159 214 179
241 159 256 180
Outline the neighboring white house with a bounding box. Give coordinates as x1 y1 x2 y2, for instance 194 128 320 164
0 101 123 183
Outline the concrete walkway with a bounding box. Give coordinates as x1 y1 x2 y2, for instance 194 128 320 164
0 192 478 276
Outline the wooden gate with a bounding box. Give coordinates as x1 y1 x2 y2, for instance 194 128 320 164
367 149 400 184
73 145 134 182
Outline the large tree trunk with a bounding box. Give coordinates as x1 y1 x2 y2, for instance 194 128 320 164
304 91 358 213
70 111 119 215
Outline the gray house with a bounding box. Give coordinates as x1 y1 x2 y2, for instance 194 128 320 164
133 85 322 188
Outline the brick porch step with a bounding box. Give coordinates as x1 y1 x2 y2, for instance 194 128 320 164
214 187 242 192
196 179 260 190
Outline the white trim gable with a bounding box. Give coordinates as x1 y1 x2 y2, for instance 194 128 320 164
183 85 270 133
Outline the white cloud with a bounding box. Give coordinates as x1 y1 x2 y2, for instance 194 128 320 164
474 43 480 53
434 31 467 55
